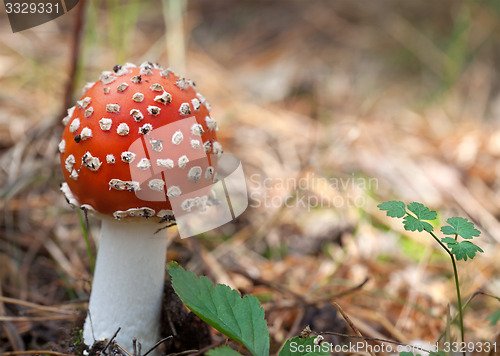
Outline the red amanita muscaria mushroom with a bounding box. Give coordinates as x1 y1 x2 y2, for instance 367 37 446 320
59 62 221 351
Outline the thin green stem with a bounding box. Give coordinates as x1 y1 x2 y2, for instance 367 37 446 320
437 290 500 342
429 231 465 355
78 209 95 275
450 254 465 345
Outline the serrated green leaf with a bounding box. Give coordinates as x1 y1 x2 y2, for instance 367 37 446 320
486 308 500 326
279 336 330 356
407 202 437 221
441 237 458 245
403 215 434 232
399 352 418 356
401 202 437 232
169 262 270 356
207 346 242 356
378 201 406 218
441 217 480 239
447 241 483 261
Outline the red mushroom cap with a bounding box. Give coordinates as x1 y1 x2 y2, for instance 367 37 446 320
59 62 221 221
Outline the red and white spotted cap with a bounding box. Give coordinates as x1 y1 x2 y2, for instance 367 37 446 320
59 62 222 221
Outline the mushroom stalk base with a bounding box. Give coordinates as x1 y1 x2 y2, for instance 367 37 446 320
83 219 167 353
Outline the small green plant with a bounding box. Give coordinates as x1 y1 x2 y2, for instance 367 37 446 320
378 201 483 351
169 200 496 356
170 262 471 356
169 262 329 356
169 262 270 356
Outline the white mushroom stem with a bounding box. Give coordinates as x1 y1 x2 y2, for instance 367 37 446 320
83 218 167 353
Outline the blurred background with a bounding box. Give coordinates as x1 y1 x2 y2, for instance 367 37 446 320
1 0 499 354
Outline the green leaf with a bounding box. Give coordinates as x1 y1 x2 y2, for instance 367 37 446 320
402 202 437 232
399 353 418 356
446 241 483 261
486 308 500 326
403 215 434 232
441 217 480 239
440 237 458 245
279 336 330 356
407 202 437 221
169 262 269 356
378 201 406 218
207 346 242 356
